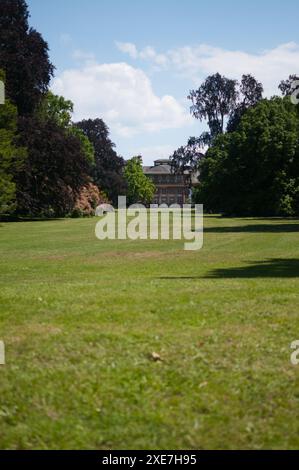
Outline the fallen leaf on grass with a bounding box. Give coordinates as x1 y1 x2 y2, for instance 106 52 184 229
150 352 163 362
199 381 208 389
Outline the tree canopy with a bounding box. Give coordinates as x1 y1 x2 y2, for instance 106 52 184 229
0 1 125 218
279 75 299 97
188 73 264 143
76 119 126 204
194 97 299 216
124 157 156 206
16 116 91 217
0 0 54 115
38 92 95 164
170 137 204 175
188 73 238 140
1 1 299 219
0 89 26 214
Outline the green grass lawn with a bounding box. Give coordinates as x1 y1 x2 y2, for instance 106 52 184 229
1 215 299 449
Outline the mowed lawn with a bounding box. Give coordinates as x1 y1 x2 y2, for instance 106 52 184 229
0 215 299 449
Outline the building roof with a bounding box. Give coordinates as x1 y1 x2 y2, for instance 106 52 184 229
154 159 171 164
143 158 192 176
143 164 173 175
144 158 175 175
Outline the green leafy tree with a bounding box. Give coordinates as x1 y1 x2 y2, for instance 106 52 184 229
196 97 299 216
188 73 238 141
279 74 299 97
0 71 26 215
70 126 95 165
124 157 156 205
170 137 204 174
227 74 263 132
188 73 263 143
38 91 74 128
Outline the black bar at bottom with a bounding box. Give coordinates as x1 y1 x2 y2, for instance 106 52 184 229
0 450 298 467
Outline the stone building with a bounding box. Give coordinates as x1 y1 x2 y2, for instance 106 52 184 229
143 159 196 206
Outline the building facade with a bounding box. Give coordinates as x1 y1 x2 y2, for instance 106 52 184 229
143 159 191 206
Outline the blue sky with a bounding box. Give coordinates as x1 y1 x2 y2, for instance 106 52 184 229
27 0 299 164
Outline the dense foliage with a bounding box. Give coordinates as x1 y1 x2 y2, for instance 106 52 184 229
124 157 155 205
1 1 298 218
0 92 26 214
0 0 54 115
173 74 264 171
0 1 125 218
194 97 299 216
76 119 126 205
15 116 91 217
188 73 238 140
38 92 95 165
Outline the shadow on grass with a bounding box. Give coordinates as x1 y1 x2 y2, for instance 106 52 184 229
202 223 299 233
158 259 299 280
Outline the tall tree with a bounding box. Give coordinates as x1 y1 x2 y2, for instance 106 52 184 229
0 72 26 215
195 97 299 216
38 92 95 164
227 74 263 132
15 116 91 217
239 74 264 107
279 75 299 97
76 119 126 204
0 0 54 115
188 73 238 141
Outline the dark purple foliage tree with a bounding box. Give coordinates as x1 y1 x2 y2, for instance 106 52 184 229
0 0 54 115
16 117 90 217
76 119 127 204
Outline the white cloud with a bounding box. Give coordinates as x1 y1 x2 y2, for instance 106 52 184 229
116 42 168 67
52 61 191 137
115 41 138 59
117 41 299 96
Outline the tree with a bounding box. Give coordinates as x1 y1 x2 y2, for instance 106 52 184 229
239 74 264 107
188 73 238 141
0 102 26 215
279 75 299 97
38 92 95 164
0 70 26 215
15 116 91 217
170 137 204 174
0 0 54 115
124 157 155 206
37 91 74 128
189 73 264 139
195 97 299 216
76 119 126 204
227 74 263 132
